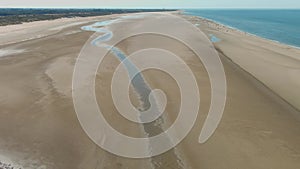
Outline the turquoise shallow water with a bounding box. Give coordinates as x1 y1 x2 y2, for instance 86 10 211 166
209 34 221 43
184 9 300 48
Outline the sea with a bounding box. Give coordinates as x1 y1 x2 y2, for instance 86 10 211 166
184 9 300 48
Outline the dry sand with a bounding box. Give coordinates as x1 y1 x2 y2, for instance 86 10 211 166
0 12 299 169
182 14 300 111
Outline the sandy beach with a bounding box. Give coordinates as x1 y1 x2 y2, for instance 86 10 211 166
0 11 300 169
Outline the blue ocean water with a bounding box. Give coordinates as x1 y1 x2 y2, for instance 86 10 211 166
184 9 300 47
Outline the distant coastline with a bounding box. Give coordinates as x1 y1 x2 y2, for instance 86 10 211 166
0 8 176 26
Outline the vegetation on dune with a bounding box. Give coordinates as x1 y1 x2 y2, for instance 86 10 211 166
0 8 176 26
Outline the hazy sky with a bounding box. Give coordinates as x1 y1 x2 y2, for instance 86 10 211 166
0 0 299 8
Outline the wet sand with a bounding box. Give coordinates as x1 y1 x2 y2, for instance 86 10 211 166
0 12 300 169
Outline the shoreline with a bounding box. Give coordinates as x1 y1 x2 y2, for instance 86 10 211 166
1 9 298 49
180 12 300 112
182 11 300 50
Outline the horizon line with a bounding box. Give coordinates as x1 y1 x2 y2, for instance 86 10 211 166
0 7 300 9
